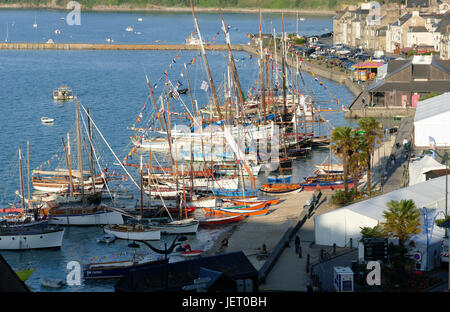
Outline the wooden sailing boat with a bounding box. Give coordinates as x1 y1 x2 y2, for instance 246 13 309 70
104 155 161 241
0 147 65 250
45 101 124 225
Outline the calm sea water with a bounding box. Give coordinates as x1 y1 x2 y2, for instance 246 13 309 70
0 9 352 292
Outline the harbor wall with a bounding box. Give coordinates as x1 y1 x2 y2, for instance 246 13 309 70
0 42 243 51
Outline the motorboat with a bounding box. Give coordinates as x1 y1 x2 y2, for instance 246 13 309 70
53 86 74 101
41 117 54 124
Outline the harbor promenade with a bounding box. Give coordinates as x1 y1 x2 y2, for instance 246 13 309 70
205 190 311 272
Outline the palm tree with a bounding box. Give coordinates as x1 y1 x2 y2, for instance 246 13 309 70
331 126 354 193
348 130 366 193
358 117 383 195
360 224 384 239
382 199 422 273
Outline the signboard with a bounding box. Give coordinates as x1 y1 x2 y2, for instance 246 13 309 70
363 238 388 261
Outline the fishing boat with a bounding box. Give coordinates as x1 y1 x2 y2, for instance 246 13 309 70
41 117 54 124
0 223 65 250
148 218 199 234
103 224 160 241
197 213 246 226
53 86 73 101
260 183 302 194
83 256 165 280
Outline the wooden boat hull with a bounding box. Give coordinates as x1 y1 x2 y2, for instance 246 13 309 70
300 181 356 191
104 225 160 241
260 184 302 194
47 209 124 226
212 188 257 198
149 220 199 234
226 198 280 206
202 206 270 217
83 259 166 279
0 225 64 250
180 250 203 257
197 213 246 226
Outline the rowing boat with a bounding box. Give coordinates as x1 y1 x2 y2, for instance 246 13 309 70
260 183 302 194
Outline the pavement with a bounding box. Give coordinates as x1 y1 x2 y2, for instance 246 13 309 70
381 117 414 193
205 190 311 271
259 190 354 291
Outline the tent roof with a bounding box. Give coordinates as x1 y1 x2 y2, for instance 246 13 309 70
333 175 450 222
410 155 446 174
414 92 450 122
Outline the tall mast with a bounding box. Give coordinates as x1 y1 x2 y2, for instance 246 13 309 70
18 147 25 210
184 63 196 118
281 13 287 115
190 0 222 121
219 7 245 123
76 100 85 203
140 155 144 223
259 8 266 123
26 141 31 211
66 134 74 196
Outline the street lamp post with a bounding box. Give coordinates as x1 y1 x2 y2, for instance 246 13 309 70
128 235 182 290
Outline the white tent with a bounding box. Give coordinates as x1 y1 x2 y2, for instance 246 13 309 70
414 92 450 147
409 155 446 186
314 175 450 271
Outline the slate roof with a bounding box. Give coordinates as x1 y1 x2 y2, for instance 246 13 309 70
114 251 259 292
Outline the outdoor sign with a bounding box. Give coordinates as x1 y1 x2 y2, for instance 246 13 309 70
363 238 388 261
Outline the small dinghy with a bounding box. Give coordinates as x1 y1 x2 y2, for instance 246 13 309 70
40 277 66 289
97 233 116 244
41 117 54 124
181 250 203 257
178 244 203 257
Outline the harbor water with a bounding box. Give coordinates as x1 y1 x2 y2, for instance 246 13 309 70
0 9 354 292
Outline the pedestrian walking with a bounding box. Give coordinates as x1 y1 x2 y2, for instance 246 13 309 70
294 235 300 254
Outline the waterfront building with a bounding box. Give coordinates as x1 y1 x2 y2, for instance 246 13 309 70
366 55 450 107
